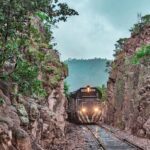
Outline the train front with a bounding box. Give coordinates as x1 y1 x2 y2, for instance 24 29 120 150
77 86 102 123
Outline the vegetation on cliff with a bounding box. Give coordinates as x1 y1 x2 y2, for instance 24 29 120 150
132 44 150 64
0 0 78 98
0 1 78 149
104 14 150 139
97 84 107 102
130 14 150 34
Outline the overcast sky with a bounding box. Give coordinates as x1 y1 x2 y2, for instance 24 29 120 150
53 0 150 60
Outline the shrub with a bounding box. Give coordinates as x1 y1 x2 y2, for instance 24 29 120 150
64 81 70 97
11 59 46 97
49 75 61 88
131 44 150 64
97 84 107 102
130 14 150 34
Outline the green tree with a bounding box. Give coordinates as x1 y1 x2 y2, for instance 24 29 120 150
131 44 150 64
113 38 127 57
0 0 78 96
130 14 150 34
64 81 70 97
97 84 107 102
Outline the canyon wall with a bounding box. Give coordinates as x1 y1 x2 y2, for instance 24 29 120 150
104 24 150 139
0 59 67 150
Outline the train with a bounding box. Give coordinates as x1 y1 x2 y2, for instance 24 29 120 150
67 85 102 123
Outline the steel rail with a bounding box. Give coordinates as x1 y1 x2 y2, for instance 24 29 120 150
98 124 145 150
83 125 106 150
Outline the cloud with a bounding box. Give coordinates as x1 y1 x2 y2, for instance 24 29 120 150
53 0 150 60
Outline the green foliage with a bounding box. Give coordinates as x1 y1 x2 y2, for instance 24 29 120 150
0 0 78 98
105 60 112 73
0 73 9 81
36 11 51 23
131 44 150 64
11 59 46 97
113 38 127 57
130 14 150 34
64 81 70 97
0 98 5 105
97 84 107 102
49 75 61 88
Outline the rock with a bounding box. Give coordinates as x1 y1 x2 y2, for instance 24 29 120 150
16 104 28 117
0 122 9 134
137 129 146 137
0 89 11 105
32 142 45 150
9 111 20 127
137 116 144 125
14 128 28 139
13 128 32 150
29 102 39 121
20 116 29 126
16 104 29 126
0 123 13 150
139 88 146 95
103 24 150 140
143 117 150 136
0 116 14 128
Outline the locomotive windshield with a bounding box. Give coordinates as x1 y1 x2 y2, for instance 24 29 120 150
80 88 98 98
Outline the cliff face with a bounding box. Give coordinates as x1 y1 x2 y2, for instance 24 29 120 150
104 25 150 139
0 17 68 150
0 62 67 150
0 12 67 150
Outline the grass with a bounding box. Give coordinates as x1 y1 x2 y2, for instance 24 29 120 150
131 44 150 64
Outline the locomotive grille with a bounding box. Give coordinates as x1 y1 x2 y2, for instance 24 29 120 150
77 100 101 123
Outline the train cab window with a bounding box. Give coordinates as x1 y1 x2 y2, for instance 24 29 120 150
80 88 98 98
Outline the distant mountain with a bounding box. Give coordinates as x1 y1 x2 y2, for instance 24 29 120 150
64 58 109 92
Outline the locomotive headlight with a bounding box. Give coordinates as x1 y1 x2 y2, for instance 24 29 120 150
94 107 99 112
81 107 87 113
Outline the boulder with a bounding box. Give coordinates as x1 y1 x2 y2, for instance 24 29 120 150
143 117 150 136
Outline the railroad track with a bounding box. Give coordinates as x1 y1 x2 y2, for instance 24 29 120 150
82 125 144 150
81 125 106 150
99 125 144 150
85 126 106 150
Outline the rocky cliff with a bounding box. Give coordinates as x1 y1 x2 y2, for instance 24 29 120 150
104 24 150 139
0 58 67 150
0 16 68 150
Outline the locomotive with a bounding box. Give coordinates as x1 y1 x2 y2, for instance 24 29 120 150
67 85 102 123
